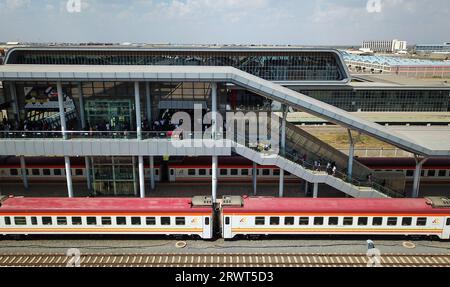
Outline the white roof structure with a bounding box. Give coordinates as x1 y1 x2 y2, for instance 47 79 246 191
0 64 449 157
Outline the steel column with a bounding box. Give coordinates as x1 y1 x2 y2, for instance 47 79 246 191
65 156 74 198
57 81 67 139
138 155 145 198
150 156 155 190
134 82 142 140
313 182 319 198
412 156 427 198
252 162 257 196
19 156 29 190
145 82 152 122
347 129 355 181
85 156 91 191
78 82 86 130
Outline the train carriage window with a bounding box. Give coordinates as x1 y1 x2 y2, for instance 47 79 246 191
255 217 265 225
358 217 368 226
446 218 450 226
161 217 171 225
176 217 185 225
343 217 353 226
220 169 228 176
131 217 141 225
402 217 412 226
438 170 447 177
416 218 427 226
71 217 82 225
241 169 249 176
188 169 196 176
262 169 270 176
273 169 280 176
314 217 324 226
328 217 339 226
54 169 62 176
4 217 11 225
299 217 309 225
427 170 436 177
75 169 83 176
406 170 414 177
102 217 112 225
387 217 398 226
87 217 97 225
230 169 238 176
372 217 383 226
270 217 280 225
116 217 127 225
57 217 67 225
155 169 159 176
10 169 18 176
43 169 51 176
199 169 206 176
209 169 212 176
32 169 40 176
42 217 53 225
170 169 174 176
284 217 295 225
146 217 156 225
14 217 26 225
31 217 38 225
224 217 230 225
205 217 210 225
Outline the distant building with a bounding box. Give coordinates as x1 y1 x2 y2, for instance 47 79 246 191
415 43 450 54
362 40 407 53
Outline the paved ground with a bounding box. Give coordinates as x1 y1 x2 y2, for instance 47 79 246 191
0 236 449 255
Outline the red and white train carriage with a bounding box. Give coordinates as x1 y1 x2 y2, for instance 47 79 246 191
0 196 213 239
221 196 450 239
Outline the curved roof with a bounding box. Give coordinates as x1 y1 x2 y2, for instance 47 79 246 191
342 52 450 67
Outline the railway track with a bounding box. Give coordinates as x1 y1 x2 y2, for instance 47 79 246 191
1 253 450 267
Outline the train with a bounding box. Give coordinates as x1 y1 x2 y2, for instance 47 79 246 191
1 195 450 240
1 156 450 184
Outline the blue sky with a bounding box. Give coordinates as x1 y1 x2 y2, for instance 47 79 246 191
0 0 449 45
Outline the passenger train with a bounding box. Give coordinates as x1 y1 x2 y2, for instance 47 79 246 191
1 195 449 240
1 157 450 184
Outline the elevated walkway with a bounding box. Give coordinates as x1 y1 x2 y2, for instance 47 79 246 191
1 64 449 156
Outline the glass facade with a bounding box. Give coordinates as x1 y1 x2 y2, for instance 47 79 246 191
91 156 137 196
295 89 450 112
6 49 346 82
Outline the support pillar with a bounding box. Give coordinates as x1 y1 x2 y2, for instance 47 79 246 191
138 155 145 198
85 156 91 191
132 156 137 197
78 83 86 130
347 129 355 181
20 156 29 190
252 162 257 196
65 156 73 198
304 181 309 197
145 82 152 123
150 156 155 190
313 182 319 198
9 82 19 121
134 82 142 140
57 81 72 197
211 83 218 203
412 155 427 198
279 105 287 198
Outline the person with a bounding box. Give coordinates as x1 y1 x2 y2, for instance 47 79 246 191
367 173 373 183
326 162 332 175
332 165 337 176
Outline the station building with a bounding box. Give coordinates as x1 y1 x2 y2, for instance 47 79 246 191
0 45 450 199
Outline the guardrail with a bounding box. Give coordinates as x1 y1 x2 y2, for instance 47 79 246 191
338 148 414 158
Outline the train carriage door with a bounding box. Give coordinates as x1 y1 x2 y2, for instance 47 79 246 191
202 216 212 239
222 214 232 239
161 162 169 182
444 217 450 240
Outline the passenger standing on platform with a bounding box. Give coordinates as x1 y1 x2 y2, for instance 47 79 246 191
332 165 337 176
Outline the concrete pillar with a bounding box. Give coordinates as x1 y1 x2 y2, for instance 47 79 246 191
304 181 309 197
57 81 67 139
212 156 218 203
85 156 91 191
279 105 287 198
412 156 427 198
211 83 218 203
313 182 319 198
145 82 152 123
138 155 145 198
134 82 142 140
347 129 355 181
252 162 257 196
9 82 19 121
65 156 74 198
132 156 137 197
78 83 86 130
211 82 217 139
150 156 155 190
19 156 29 190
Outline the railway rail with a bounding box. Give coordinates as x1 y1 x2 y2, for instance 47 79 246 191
1 253 450 267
